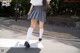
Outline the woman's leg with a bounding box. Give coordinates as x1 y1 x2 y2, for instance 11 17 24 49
39 21 44 41
26 18 37 42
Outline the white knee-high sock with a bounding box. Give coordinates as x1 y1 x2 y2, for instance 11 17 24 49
26 27 34 42
39 29 44 38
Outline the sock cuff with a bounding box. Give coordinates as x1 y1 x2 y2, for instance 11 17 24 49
40 28 44 31
29 27 34 30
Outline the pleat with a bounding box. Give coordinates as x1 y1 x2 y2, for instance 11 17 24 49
28 6 46 22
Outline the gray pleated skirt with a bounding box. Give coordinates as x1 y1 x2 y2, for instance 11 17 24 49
28 6 46 22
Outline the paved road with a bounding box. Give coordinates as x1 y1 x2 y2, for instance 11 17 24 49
0 17 80 53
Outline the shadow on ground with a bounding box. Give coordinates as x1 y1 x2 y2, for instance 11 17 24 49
7 48 41 53
0 17 80 39
44 24 80 39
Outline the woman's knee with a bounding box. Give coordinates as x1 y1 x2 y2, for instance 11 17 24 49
30 19 37 29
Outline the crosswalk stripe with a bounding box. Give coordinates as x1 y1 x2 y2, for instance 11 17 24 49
0 38 44 48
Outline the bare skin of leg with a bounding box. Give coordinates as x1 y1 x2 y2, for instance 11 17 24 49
30 18 37 29
39 21 44 30
30 19 44 29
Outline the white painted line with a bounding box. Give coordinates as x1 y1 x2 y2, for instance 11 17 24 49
0 38 44 48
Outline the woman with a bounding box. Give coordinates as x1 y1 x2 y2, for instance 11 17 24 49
24 0 51 48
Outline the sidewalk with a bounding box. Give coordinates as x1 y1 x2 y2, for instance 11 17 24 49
0 17 80 53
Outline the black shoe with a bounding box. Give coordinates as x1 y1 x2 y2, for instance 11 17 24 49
24 41 30 48
39 38 42 41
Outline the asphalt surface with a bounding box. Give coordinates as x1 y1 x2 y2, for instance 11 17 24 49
0 17 80 53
